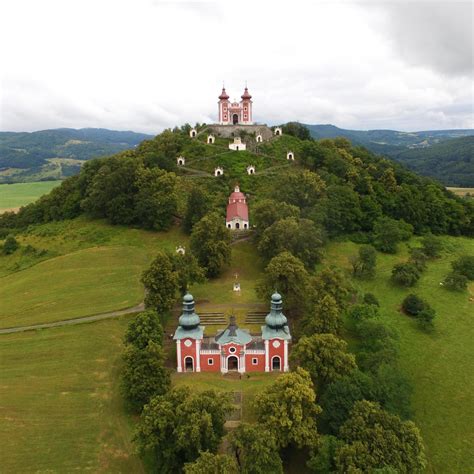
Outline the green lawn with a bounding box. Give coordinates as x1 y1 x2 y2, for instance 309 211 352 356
324 237 474 473
0 218 188 328
0 181 60 212
0 316 143 473
0 246 147 328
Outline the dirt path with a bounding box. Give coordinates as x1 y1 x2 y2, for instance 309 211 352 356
0 303 145 335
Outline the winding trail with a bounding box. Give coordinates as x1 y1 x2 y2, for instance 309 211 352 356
0 303 145 335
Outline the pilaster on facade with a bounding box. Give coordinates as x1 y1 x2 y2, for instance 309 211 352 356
284 340 289 372
176 340 182 372
196 339 201 372
264 340 270 372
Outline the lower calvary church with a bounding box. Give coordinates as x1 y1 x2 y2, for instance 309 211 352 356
173 292 291 373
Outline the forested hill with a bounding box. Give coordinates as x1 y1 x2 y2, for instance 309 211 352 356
0 128 152 183
305 124 474 186
391 136 474 187
1 123 472 240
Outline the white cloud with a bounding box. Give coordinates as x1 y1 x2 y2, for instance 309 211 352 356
0 0 472 133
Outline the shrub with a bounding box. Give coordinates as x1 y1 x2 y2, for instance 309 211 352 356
401 294 426 316
421 234 442 258
391 262 421 287
452 256 474 280
348 304 379 322
443 272 468 291
363 293 379 307
408 247 428 272
2 234 19 255
417 307 436 331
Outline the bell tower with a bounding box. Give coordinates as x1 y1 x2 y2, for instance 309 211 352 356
218 86 230 125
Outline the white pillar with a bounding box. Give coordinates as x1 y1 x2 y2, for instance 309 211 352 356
264 340 269 372
196 339 201 372
177 340 182 373
240 349 246 373
284 340 289 372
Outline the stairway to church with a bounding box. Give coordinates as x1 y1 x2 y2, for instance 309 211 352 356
245 311 266 324
199 312 226 325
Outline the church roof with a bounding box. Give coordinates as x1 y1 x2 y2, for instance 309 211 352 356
219 87 229 100
241 87 252 100
262 292 291 341
227 201 248 221
215 316 252 345
174 293 204 340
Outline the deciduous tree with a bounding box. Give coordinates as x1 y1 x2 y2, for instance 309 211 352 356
291 334 357 391
135 387 232 473
2 234 19 255
125 309 164 350
183 187 211 234
190 212 232 277
391 262 421 287
122 341 170 412
254 368 321 449
141 251 179 313
184 452 238 474
335 401 426 473
351 245 377 279
229 423 283 474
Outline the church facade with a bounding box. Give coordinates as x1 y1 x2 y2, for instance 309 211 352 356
218 86 253 125
173 292 291 373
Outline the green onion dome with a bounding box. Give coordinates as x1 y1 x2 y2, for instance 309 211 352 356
265 292 288 329
178 293 200 329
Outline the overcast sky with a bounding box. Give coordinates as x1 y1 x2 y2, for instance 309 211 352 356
0 0 472 133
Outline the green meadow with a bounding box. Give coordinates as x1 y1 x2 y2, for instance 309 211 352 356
324 236 474 473
0 217 473 472
0 181 61 212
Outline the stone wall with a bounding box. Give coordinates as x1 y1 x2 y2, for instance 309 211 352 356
208 124 273 140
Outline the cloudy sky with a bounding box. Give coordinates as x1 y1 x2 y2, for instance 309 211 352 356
0 0 472 133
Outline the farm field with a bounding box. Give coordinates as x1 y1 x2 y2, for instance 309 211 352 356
447 187 474 197
0 181 60 213
324 236 474 473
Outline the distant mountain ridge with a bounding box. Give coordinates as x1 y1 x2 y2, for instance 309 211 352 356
0 128 152 183
304 124 474 186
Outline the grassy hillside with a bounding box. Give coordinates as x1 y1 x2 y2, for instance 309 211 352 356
0 219 187 328
0 316 144 473
0 181 61 213
0 215 473 472
0 128 152 183
324 236 474 473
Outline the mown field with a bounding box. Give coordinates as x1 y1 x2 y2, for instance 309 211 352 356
0 219 186 328
0 316 144 473
1 217 473 472
0 181 61 213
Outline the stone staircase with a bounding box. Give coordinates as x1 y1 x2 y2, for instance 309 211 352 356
199 312 226 325
245 311 266 325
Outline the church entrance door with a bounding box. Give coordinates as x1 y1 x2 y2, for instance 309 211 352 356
227 356 239 371
232 114 239 125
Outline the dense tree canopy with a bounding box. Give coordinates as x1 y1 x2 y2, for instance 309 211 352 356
229 423 283 474
190 212 232 277
291 334 357 390
141 251 179 313
135 387 232 473
254 368 321 449
183 452 238 474
258 217 324 268
256 252 311 315
335 401 426 473
124 310 164 350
